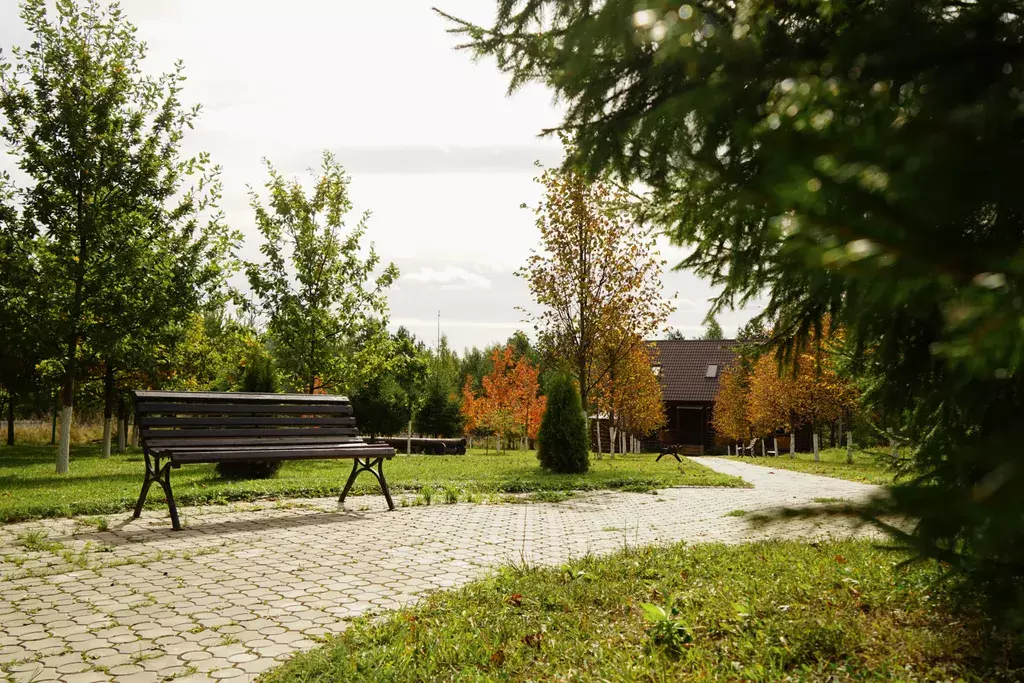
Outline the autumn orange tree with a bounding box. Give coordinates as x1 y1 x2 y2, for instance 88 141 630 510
518 143 673 413
592 335 665 454
723 330 859 453
712 366 752 444
460 346 546 450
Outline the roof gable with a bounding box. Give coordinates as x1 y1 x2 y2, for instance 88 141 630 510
650 339 739 402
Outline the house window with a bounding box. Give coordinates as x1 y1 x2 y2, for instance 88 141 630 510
706 364 718 378
652 365 662 376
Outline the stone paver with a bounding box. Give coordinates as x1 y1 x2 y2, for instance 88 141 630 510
0 458 880 682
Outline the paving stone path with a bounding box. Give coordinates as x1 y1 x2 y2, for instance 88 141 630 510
1 458 882 683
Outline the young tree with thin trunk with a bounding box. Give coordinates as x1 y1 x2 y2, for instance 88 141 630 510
246 152 398 395
518 147 673 414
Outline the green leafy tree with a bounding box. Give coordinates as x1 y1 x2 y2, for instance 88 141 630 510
0 0 233 471
416 334 464 437
665 329 686 341
246 152 398 394
442 0 1024 625
0 173 48 446
351 326 428 444
415 382 464 438
701 316 724 341
536 374 589 474
351 374 410 438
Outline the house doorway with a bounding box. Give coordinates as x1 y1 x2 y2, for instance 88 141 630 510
676 406 703 447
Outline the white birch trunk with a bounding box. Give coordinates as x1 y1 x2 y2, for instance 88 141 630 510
789 433 795 458
608 426 617 457
846 431 853 464
56 406 72 474
102 418 113 458
595 418 602 458
813 433 820 461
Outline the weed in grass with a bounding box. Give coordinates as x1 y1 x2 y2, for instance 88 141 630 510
443 485 460 504
528 491 573 503
724 509 748 517
640 595 693 654
419 486 434 505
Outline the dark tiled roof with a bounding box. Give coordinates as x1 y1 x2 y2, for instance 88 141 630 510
649 339 740 403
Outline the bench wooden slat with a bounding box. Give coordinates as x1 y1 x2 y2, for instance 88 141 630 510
140 427 358 440
136 403 354 415
170 446 393 463
139 416 357 427
146 435 366 449
135 390 351 404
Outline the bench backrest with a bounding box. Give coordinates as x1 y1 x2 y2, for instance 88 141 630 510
133 390 361 455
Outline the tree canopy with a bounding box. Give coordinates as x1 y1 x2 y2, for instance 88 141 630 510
246 152 398 395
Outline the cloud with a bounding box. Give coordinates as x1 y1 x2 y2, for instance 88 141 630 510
392 318 523 330
270 145 565 175
402 266 492 291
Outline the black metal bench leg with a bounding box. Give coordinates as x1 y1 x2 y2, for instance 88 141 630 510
339 458 361 505
133 453 155 519
157 463 181 531
376 457 395 511
339 457 395 511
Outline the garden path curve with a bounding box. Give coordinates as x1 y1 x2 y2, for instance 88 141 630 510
0 457 882 683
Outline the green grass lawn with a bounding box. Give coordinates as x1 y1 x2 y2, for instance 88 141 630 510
0 445 746 523
263 539 1022 682
725 447 896 485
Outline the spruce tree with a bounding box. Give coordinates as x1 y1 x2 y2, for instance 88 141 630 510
537 375 589 474
440 0 1024 625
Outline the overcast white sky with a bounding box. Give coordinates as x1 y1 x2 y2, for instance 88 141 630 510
0 0 764 351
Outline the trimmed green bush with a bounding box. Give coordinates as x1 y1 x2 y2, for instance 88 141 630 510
216 353 283 480
536 374 589 474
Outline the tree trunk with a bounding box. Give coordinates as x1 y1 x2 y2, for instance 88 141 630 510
595 417 602 457
407 418 412 455
50 392 58 445
102 362 114 458
57 371 75 474
773 437 778 457
609 426 617 456
789 432 795 458
5 396 13 446
813 432 820 461
845 431 853 464
117 397 127 454
760 439 766 457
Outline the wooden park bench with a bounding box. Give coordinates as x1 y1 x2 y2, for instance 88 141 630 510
132 390 396 530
